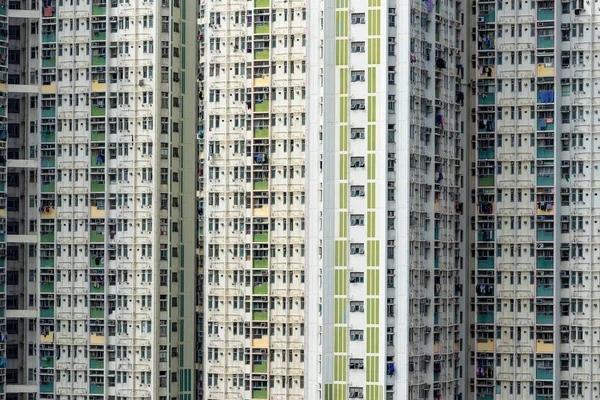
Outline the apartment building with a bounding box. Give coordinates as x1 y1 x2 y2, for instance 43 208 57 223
305 0 468 399
471 0 600 399
0 0 197 396
201 0 307 398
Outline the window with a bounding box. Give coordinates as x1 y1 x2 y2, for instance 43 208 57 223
351 70 365 82
388 8 396 26
350 157 365 167
351 42 365 53
388 37 396 55
388 67 396 84
351 13 365 24
350 301 364 312
350 273 364 283
349 359 364 369
388 95 396 112
350 243 364 255
350 214 364 226
351 185 365 196
350 330 364 341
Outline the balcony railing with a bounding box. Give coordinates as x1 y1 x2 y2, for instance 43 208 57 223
537 8 554 20
478 149 494 159
536 313 553 324
536 257 553 269
537 230 554 241
40 282 54 293
40 232 55 243
478 257 494 269
478 175 494 187
253 283 268 295
253 258 268 269
477 313 494 324
254 49 270 61
536 284 553 297
253 232 268 243
253 310 268 321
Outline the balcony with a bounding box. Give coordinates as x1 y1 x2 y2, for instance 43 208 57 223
92 4 106 14
253 258 268 269
434 228 439 240
253 361 268 373
90 154 105 167
477 231 494 242
537 230 553 241
41 258 54 268
536 257 553 269
478 11 495 22
537 8 554 20
90 282 104 293
254 180 268 190
254 49 270 61
254 23 270 34
254 100 270 113
41 181 55 192
42 32 56 43
92 30 106 40
537 119 554 131
90 307 104 319
90 384 104 395
91 105 106 117
477 313 494 324
478 176 494 187
253 282 268 295
476 339 494 352
92 55 106 66
40 282 54 293
41 132 55 143
252 389 268 399
42 57 56 68
91 181 105 192
40 308 54 318
537 36 554 48
253 310 268 321
41 157 55 168
42 108 56 118
90 359 104 369
478 93 495 105
478 257 494 269
536 284 553 297
536 175 553 186
536 147 553 158
40 383 54 393
478 149 494 159
91 257 104 268
90 231 104 243
254 0 269 6
536 368 552 380
40 357 54 368
537 63 555 78
91 130 105 142
254 127 269 138
253 232 268 243
40 232 55 243
536 313 553 324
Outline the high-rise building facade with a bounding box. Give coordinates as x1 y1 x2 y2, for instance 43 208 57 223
1 0 198 396
305 0 469 399
471 1 600 399
200 0 307 398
